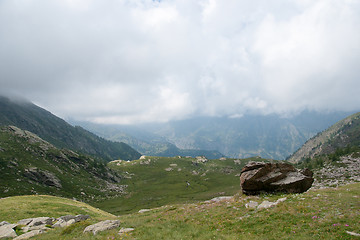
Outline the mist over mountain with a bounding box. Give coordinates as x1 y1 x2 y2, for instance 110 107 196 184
72 111 353 160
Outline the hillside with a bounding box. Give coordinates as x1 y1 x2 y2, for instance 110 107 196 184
288 112 360 163
0 126 128 202
0 96 141 161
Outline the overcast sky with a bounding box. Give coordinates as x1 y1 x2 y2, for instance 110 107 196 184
1 0 359 124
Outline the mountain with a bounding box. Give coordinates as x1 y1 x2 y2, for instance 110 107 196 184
70 121 225 159
0 96 141 161
288 112 360 163
0 125 127 201
74 111 353 160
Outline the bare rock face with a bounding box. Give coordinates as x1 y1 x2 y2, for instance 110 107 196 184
23 168 62 188
240 161 313 195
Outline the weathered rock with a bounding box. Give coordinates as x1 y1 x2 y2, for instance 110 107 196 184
74 214 90 222
346 231 360 237
138 209 151 213
22 224 50 233
13 230 45 240
83 220 120 235
26 217 54 227
17 219 33 226
245 201 259 209
0 222 9 227
119 227 135 235
207 196 233 203
53 214 89 228
245 197 287 210
52 219 75 228
0 223 17 239
23 168 62 188
240 162 313 195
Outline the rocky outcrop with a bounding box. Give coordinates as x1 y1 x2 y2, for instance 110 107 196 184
52 214 90 228
83 220 120 235
13 230 44 240
23 168 62 188
0 214 90 239
0 223 17 239
240 162 313 195
313 155 360 188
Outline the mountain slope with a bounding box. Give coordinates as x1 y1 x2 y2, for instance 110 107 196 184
288 112 360 163
0 96 140 161
0 125 127 201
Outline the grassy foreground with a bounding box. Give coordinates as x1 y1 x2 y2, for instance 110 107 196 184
0 184 359 239
0 195 115 222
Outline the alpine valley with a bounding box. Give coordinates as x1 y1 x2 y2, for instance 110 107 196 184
0 96 359 239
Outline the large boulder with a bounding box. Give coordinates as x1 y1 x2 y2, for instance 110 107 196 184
240 161 313 195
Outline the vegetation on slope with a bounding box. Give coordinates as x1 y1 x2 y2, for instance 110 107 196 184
288 112 360 163
0 126 127 202
0 96 141 161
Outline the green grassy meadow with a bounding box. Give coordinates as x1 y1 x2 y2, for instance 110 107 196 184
92 156 270 215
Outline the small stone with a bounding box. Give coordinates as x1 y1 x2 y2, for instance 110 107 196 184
275 197 287 204
346 231 360 237
257 200 276 209
245 201 259 209
119 227 134 235
138 209 151 213
208 196 233 202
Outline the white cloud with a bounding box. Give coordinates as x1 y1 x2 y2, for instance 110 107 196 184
0 0 359 123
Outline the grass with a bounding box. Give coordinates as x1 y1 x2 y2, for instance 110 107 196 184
0 195 115 222
1 183 358 239
92 156 271 215
116 183 360 239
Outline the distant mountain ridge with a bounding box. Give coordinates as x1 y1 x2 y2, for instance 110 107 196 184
288 112 360 163
71 121 225 159
0 96 141 161
74 111 354 160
